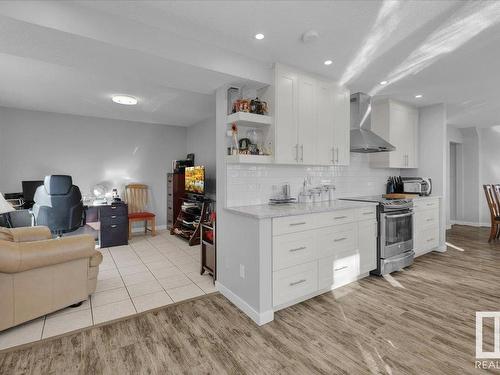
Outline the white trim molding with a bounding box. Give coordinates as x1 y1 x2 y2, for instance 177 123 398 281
216 281 274 326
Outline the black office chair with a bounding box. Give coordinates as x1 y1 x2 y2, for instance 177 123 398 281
33 175 85 234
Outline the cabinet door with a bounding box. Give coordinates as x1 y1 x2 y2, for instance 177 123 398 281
297 75 317 164
406 107 419 168
388 103 409 168
275 67 299 164
316 81 334 165
358 220 377 274
332 85 350 166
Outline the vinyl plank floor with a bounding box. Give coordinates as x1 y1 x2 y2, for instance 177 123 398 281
0 225 498 374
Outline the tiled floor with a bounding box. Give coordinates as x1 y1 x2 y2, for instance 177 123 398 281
0 230 216 351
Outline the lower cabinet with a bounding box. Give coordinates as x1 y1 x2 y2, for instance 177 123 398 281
358 220 377 274
273 261 318 307
413 198 440 256
272 207 377 309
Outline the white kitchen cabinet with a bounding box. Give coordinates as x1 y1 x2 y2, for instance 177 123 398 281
274 66 299 164
413 198 440 257
332 85 351 166
272 206 377 309
297 75 317 164
370 99 418 169
316 81 335 165
358 219 377 274
274 64 350 165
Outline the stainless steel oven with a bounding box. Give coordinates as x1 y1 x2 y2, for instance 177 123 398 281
340 196 415 275
380 209 413 258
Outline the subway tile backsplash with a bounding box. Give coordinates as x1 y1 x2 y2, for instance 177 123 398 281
226 153 398 207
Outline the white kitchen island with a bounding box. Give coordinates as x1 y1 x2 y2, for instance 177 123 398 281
216 200 379 325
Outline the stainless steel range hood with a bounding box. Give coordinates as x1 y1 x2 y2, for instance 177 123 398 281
350 92 395 153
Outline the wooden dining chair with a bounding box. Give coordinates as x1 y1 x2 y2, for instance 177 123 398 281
483 184 500 242
125 184 156 239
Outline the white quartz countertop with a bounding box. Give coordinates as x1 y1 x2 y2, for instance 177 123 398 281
225 200 378 219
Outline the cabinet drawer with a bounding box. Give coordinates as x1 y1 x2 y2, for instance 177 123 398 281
316 223 357 259
273 214 315 236
413 198 439 211
273 261 318 307
100 204 128 218
356 206 377 221
101 223 128 247
273 231 316 271
315 209 355 228
100 215 128 226
318 250 359 290
415 208 439 230
415 226 439 254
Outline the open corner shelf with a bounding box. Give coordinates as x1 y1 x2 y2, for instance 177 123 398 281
226 112 272 128
226 154 273 164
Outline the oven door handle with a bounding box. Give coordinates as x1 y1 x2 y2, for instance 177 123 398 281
384 212 414 219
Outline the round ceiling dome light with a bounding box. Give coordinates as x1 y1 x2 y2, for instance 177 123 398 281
324 60 333 66
302 29 320 43
254 33 265 40
112 95 138 105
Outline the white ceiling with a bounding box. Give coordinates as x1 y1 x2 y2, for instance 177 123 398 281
0 0 499 127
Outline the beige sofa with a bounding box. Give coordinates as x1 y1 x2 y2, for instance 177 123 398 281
0 226 102 331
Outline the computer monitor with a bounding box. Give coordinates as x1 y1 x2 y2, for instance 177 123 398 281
22 180 44 208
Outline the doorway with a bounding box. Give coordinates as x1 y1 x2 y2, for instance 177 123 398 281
449 142 463 225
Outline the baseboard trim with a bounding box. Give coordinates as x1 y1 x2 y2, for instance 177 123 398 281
450 221 489 228
131 225 167 233
215 281 274 326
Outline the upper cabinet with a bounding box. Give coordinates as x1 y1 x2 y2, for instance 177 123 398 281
370 99 419 169
274 64 350 166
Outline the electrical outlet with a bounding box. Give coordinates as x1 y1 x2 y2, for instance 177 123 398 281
239 264 245 279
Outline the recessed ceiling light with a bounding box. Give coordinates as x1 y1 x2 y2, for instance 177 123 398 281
324 60 333 66
254 33 265 40
112 95 138 105
380 80 388 85
415 94 423 99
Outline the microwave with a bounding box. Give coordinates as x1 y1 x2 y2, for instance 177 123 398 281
403 177 432 196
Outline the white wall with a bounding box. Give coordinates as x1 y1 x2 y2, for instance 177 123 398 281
402 104 447 250
458 127 481 224
0 106 187 226
479 126 500 224
186 116 216 197
447 125 464 227
226 153 398 207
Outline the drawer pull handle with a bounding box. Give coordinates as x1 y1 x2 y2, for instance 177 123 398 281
334 265 348 272
427 238 435 242
111 215 117 219
289 279 306 286
111 225 117 228
334 237 347 242
426 218 433 222
334 216 347 220
289 222 306 226
426 203 434 206
289 246 306 252
111 206 117 210
362 212 373 215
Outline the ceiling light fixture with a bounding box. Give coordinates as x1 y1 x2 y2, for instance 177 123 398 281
380 80 388 85
112 95 138 105
415 94 423 99
254 33 265 40
324 60 333 66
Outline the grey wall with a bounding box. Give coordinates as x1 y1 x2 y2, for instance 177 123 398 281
186 116 216 197
0 106 187 227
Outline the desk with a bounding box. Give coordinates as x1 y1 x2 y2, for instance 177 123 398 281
85 201 129 248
